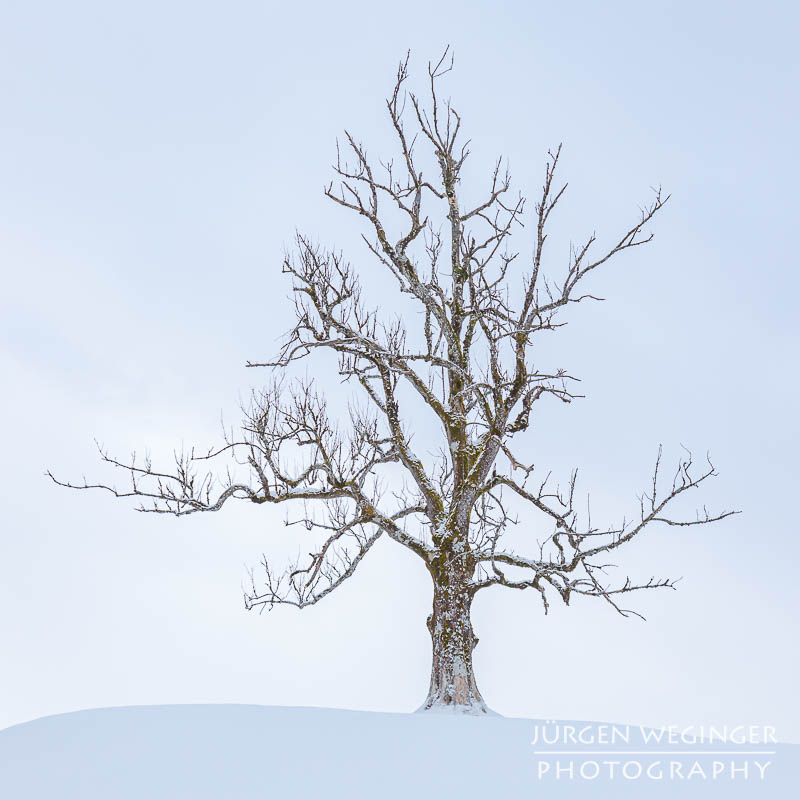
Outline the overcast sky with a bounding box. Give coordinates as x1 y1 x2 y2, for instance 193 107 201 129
2 1 799 741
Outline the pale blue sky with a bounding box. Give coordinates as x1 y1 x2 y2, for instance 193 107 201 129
1 1 799 739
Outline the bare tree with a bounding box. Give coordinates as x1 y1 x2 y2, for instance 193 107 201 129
50 51 736 714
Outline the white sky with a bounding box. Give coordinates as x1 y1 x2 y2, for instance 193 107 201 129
1 1 798 740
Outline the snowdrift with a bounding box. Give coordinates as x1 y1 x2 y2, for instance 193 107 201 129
0 704 796 798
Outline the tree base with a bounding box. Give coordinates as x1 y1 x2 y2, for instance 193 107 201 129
415 697 498 716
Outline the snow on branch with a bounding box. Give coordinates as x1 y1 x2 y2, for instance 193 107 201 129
470 446 738 617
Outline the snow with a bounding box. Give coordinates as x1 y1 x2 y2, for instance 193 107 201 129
0 705 796 799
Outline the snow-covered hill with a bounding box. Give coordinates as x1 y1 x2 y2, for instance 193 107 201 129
0 705 796 798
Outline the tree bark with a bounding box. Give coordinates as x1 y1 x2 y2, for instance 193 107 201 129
420 553 491 714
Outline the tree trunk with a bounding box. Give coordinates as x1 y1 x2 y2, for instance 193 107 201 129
420 555 491 714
